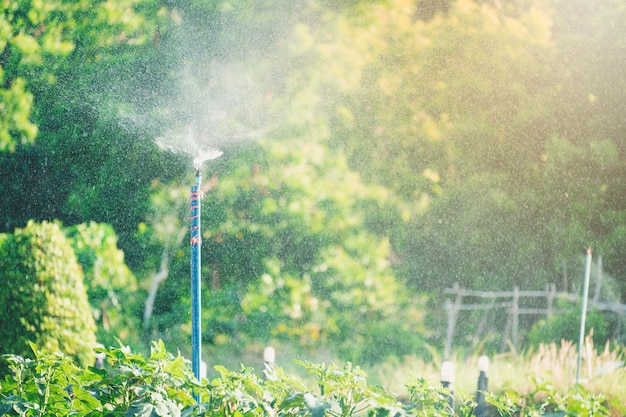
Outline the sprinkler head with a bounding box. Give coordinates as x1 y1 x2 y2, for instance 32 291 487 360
263 346 276 364
193 148 223 171
440 360 454 384
478 355 489 373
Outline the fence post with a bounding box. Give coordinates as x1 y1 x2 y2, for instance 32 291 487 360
576 248 593 385
546 283 556 318
444 283 462 359
593 255 602 306
512 286 519 353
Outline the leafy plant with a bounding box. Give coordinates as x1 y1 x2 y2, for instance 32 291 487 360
0 343 99 416
295 360 404 417
0 342 618 417
86 340 197 416
406 377 457 417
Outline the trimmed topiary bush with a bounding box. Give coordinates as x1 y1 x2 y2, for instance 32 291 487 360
0 220 97 368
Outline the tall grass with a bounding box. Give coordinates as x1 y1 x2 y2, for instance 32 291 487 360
365 336 625 413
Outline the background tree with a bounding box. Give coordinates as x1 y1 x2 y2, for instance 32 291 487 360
65 222 143 348
147 139 427 363
0 221 97 369
0 0 182 268
1 0 625 359
284 0 626 292
0 0 160 152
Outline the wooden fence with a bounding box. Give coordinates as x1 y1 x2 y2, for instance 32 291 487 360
443 283 626 358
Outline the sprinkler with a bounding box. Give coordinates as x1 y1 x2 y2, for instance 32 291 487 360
475 356 489 417
190 148 222 402
440 360 454 411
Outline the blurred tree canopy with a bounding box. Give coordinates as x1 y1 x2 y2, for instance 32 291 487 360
0 0 625 359
0 0 161 152
281 0 626 294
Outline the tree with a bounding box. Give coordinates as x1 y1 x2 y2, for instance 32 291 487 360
0 221 97 368
284 0 626 299
145 138 427 363
0 0 160 153
0 4 184 270
65 222 142 348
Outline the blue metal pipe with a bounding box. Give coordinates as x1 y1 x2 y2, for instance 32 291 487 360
190 170 202 402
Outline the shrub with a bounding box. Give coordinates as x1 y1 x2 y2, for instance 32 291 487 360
527 300 610 349
65 222 142 348
0 221 97 369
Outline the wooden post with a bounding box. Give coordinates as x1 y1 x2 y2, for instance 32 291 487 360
472 300 493 350
511 286 519 353
546 283 556 318
444 283 462 359
577 248 593 384
593 255 602 306
501 312 511 353
444 299 454 359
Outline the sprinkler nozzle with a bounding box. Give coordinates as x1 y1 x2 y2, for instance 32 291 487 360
193 148 223 172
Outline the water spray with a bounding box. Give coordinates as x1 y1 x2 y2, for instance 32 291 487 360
190 148 222 402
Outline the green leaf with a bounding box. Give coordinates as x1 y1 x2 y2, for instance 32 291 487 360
126 400 155 417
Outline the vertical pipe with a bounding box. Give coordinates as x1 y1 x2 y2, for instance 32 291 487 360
190 170 202 402
576 248 592 385
475 356 489 417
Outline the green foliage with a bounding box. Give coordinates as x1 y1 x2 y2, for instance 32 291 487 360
65 222 143 348
294 360 404 417
0 221 96 369
1 0 626 365
397 174 554 292
147 140 426 363
0 344 614 416
406 377 460 416
527 302 610 349
0 0 161 152
485 379 610 417
0 343 104 416
0 341 197 417
86 340 197 416
273 0 626 304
